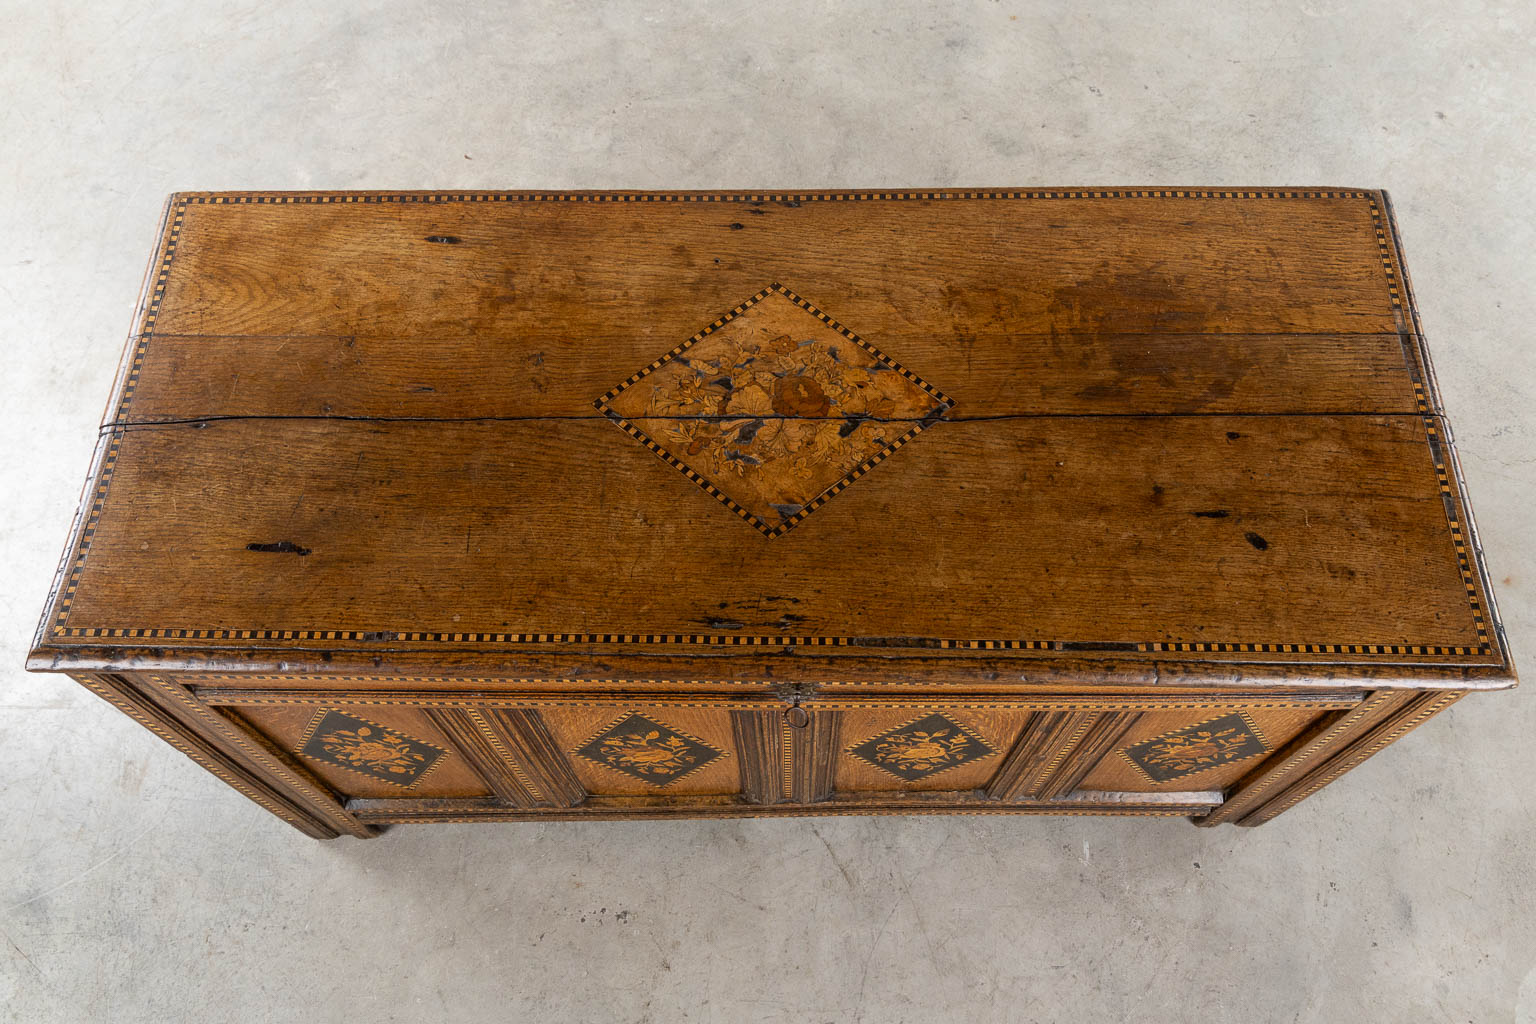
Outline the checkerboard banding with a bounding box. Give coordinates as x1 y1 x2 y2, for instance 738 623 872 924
173 189 1379 205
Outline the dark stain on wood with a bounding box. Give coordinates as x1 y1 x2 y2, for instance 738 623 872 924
1058 641 1143 652
246 540 311 556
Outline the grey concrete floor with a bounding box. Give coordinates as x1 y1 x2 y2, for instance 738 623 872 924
2 1 1533 1021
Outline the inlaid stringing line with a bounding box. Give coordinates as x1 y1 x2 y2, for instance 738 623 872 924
115 198 188 423
54 198 190 630
1366 197 1403 310
179 189 1373 203
50 623 1489 657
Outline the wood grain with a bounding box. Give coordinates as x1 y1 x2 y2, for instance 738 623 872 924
539 707 741 797
54 415 1489 657
481 708 587 808
1234 691 1464 826
833 707 1029 793
153 193 1401 342
232 704 491 800
424 707 543 807
1194 691 1413 826
26 189 1515 835
120 330 1416 423
70 673 345 839
730 709 785 804
345 789 1226 823
787 709 841 803
1033 712 1142 800
985 711 1099 801
1073 707 1326 792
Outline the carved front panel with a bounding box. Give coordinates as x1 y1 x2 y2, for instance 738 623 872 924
203 685 1360 819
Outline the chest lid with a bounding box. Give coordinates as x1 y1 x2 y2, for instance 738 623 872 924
29 189 1511 687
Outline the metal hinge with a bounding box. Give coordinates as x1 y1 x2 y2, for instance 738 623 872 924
772 681 817 706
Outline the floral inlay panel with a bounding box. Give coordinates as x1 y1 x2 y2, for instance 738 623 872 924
297 709 447 788
595 284 953 536
573 713 725 786
848 712 996 782
1122 712 1269 783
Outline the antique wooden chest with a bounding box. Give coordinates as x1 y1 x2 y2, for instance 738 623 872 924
27 189 1514 839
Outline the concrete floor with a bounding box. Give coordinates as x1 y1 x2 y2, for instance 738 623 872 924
2 1 1533 1020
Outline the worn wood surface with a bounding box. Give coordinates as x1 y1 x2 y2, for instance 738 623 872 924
26 190 1515 834
41 413 1493 659
31 189 1509 671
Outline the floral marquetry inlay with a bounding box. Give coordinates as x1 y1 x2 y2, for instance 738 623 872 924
1122 712 1269 783
849 713 996 782
595 284 953 536
297 709 447 788
573 713 725 786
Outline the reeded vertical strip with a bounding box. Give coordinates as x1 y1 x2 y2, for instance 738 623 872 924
730 709 786 805
425 707 542 807
986 710 1098 801
787 710 841 804
1032 711 1143 801
482 708 587 808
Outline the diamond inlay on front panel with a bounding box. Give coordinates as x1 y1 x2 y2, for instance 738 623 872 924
849 712 996 782
574 713 724 786
297 709 447 788
1122 712 1269 783
594 284 953 537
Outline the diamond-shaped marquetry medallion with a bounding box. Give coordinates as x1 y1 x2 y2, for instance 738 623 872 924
296 709 447 788
573 713 724 787
1122 712 1269 784
848 712 996 782
594 283 954 537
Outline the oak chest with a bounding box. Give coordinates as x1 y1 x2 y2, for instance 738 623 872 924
28 188 1515 839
